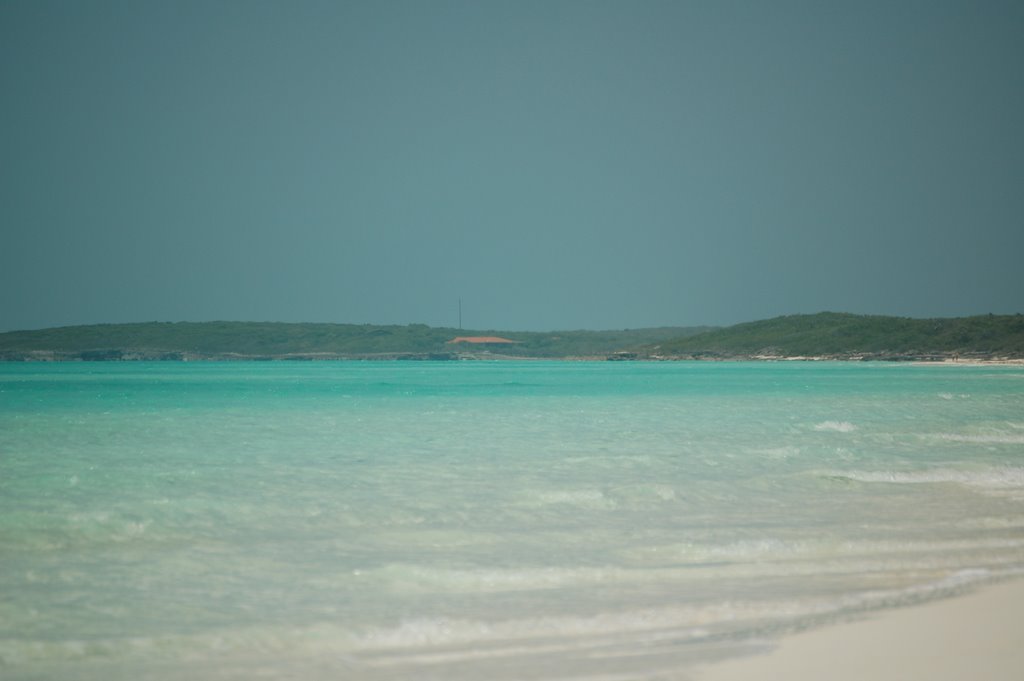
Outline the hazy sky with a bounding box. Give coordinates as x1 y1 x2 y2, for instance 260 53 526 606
2 1 1022 332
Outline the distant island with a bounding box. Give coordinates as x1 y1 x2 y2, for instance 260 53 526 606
1 313 1022 361
0 322 706 361
646 312 1023 361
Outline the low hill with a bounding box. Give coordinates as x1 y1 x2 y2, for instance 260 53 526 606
650 312 1024 359
4 314 1021 361
0 322 708 361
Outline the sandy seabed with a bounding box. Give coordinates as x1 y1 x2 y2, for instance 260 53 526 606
696 578 1024 681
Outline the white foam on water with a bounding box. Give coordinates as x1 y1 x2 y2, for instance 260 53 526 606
357 599 794 652
519 488 616 509
747 446 801 460
352 568 1006 660
813 421 857 432
937 432 1024 444
372 563 643 593
824 466 1024 489
649 484 677 501
627 536 1024 567
9 569 1009 674
0 622 362 668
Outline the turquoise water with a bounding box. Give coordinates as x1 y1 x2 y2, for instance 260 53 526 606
2 361 1023 679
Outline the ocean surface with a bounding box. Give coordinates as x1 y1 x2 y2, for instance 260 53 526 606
2 361 1023 680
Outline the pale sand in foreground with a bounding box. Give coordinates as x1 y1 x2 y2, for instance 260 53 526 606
697 578 1024 681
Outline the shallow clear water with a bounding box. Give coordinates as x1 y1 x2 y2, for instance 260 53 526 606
2 361 1023 679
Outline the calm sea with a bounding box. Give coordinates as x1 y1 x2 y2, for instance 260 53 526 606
2 361 1023 679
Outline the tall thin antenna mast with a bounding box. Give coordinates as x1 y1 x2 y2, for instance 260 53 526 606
459 298 462 330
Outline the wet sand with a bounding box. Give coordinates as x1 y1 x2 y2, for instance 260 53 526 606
697 578 1024 681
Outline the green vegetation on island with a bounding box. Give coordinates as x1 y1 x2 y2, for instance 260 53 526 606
1 313 1021 361
648 312 1024 360
0 322 705 361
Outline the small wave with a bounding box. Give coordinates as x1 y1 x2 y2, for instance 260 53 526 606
355 568 1005 656
627 536 1024 567
938 433 1024 445
813 421 856 433
370 563 666 594
824 466 1024 489
0 623 363 669
520 488 615 510
357 599 804 652
748 446 801 460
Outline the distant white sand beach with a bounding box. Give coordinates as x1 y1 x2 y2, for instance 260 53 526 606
698 578 1024 681
912 358 1024 366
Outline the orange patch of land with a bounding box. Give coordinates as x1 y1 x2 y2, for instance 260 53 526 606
447 336 520 344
